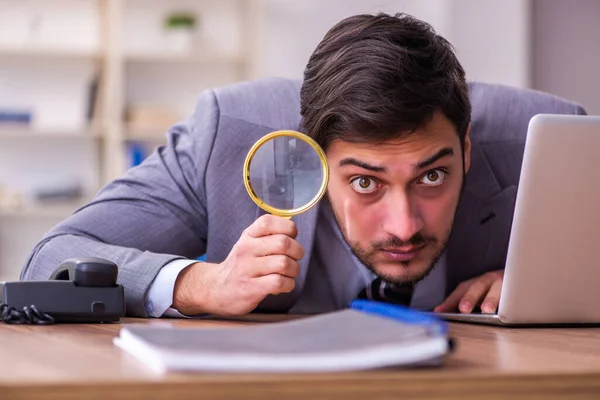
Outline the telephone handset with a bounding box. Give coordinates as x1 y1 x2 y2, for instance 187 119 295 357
50 257 119 287
1 257 126 325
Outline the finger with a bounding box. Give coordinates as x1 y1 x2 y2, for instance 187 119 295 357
480 277 503 314
433 282 470 313
252 255 300 279
254 234 304 260
457 276 495 313
256 274 295 296
245 214 298 239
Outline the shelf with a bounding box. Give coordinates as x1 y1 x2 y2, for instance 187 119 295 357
0 46 102 59
0 201 87 219
125 50 244 65
124 134 167 142
0 127 103 140
124 126 168 142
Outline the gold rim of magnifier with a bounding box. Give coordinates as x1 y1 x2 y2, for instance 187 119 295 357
243 130 329 218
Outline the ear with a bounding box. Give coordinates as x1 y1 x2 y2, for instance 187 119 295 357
463 123 472 173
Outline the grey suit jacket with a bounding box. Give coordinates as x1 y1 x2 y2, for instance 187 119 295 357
20 78 586 317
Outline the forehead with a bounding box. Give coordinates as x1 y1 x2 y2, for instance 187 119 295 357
326 112 461 163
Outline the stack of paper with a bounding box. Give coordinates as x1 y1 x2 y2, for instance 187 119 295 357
114 300 451 373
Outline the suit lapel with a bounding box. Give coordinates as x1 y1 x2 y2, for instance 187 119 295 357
445 140 518 294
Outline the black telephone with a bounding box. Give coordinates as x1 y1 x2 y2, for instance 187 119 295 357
0 257 126 325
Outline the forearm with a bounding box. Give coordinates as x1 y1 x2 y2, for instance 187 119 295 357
21 233 186 317
172 261 219 316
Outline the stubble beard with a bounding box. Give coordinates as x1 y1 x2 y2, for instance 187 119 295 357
329 203 450 285
349 230 449 285
327 187 461 286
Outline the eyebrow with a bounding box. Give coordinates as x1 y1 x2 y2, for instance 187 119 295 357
338 158 386 172
414 147 454 171
339 147 455 174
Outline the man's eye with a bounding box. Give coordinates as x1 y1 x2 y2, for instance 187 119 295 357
419 169 446 186
350 177 379 194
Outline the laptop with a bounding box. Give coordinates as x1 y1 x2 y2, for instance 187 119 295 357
437 113 600 326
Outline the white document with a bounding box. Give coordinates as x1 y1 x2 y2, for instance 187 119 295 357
114 307 450 373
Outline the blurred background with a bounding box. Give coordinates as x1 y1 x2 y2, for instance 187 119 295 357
0 0 598 280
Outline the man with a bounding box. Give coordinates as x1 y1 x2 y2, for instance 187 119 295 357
20 13 585 318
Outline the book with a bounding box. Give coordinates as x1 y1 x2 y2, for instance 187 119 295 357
114 300 451 373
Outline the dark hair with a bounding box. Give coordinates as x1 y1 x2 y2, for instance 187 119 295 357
300 13 471 151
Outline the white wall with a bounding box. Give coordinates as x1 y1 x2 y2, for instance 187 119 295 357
447 0 531 88
259 0 452 80
532 0 600 114
258 0 531 89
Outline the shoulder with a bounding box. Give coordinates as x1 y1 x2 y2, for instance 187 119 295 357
211 77 303 130
182 78 304 165
469 81 586 144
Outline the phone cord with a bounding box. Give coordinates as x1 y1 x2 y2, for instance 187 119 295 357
0 303 54 325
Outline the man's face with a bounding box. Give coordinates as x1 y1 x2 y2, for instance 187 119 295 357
326 111 471 285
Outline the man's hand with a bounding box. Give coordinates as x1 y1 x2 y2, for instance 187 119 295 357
173 214 304 316
433 269 504 314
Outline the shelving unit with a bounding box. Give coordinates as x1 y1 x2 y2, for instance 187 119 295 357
123 127 168 142
0 201 85 219
0 46 102 59
0 126 102 139
125 49 243 64
0 0 264 279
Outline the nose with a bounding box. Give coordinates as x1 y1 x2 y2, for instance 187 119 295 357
382 191 424 242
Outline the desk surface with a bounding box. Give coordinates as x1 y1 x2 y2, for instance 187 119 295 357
1 316 600 400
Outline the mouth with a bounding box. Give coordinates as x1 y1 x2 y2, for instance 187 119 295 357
379 244 426 262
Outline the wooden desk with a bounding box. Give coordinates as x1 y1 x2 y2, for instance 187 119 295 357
1 317 600 400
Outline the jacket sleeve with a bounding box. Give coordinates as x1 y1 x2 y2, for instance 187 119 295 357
20 89 220 317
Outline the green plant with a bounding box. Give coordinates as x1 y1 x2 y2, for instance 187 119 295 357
164 12 197 30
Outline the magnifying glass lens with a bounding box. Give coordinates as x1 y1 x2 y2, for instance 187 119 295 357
244 131 329 218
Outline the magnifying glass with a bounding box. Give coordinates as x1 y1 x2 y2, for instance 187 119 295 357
243 130 329 218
